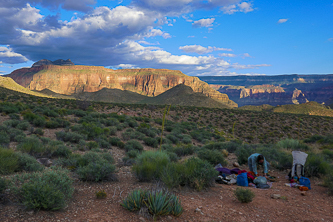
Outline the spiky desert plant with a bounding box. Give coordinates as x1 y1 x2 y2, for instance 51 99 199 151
121 189 145 211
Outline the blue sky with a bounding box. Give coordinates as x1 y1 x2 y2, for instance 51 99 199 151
0 0 332 76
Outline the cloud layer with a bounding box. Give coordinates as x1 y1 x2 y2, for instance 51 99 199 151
0 0 267 76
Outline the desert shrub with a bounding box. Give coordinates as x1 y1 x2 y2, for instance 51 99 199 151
257 146 293 170
161 143 174 152
190 129 212 142
95 190 107 199
32 117 46 127
172 144 196 156
56 131 86 143
234 187 255 203
183 157 218 191
0 131 10 146
166 152 179 162
322 149 333 161
0 177 7 193
76 152 116 181
124 140 143 152
16 152 44 172
197 148 227 166
121 189 183 218
304 135 325 143
132 151 170 182
12 168 74 210
0 102 20 114
161 162 183 188
127 149 139 159
9 113 20 120
305 153 330 177
0 148 19 174
181 135 192 144
322 135 333 144
97 138 110 149
53 145 72 158
143 137 158 148
17 136 44 157
122 129 145 141
3 119 20 128
109 137 121 146
166 134 179 144
235 145 255 165
34 128 44 136
108 126 117 136
277 139 310 151
8 128 26 142
324 170 333 195
16 121 30 130
87 141 99 149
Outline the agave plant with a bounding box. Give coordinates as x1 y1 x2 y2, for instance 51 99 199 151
144 190 172 218
169 194 183 217
120 189 145 211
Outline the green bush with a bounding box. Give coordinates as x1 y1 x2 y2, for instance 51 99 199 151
234 187 255 203
235 145 255 165
143 137 158 148
173 144 196 156
124 140 143 152
304 135 324 143
53 145 72 158
324 170 333 195
0 148 18 175
0 131 10 146
16 121 30 130
56 131 86 143
76 152 116 181
161 162 183 188
277 139 310 151
32 117 46 127
183 157 218 191
13 168 74 210
197 148 227 166
132 151 170 182
305 153 330 177
17 136 45 157
0 177 7 193
16 152 44 172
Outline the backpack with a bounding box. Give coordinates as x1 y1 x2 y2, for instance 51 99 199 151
299 177 311 190
289 163 304 181
237 172 248 187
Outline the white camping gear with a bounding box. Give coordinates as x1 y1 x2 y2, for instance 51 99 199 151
291 151 308 180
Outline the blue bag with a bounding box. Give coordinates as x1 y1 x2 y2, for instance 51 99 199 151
299 177 311 190
237 172 248 187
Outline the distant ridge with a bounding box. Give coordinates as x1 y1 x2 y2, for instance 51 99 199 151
32 59 74 67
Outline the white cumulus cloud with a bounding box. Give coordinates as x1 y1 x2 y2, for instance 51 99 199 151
179 45 232 54
0 45 28 64
192 18 215 28
222 1 254 14
277 18 288 24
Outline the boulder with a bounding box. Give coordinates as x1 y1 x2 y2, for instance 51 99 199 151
37 158 53 167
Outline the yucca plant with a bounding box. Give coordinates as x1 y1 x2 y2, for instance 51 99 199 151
144 190 172 218
121 189 145 211
169 194 183 217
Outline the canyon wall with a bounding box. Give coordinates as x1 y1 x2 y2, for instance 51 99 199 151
7 65 237 108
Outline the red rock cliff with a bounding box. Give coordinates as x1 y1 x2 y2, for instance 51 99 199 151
8 65 237 107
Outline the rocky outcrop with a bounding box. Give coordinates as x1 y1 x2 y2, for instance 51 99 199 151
32 59 74 67
292 88 309 104
7 65 237 108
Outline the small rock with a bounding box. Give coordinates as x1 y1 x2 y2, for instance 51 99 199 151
233 162 240 167
271 194 281 199
301 191 307 196
37 158 53 167
195 208 201 213
167 216 173 220
27 211 34 216
139 217 145 221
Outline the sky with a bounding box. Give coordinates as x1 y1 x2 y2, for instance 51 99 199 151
0 0 332 76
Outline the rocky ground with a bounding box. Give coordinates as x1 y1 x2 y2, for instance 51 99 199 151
1 150 332 222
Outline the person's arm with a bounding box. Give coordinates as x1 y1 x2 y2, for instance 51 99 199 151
251 156 258 175
263 158 268 175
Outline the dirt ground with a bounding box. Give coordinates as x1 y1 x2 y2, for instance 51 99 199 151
1 150 332 222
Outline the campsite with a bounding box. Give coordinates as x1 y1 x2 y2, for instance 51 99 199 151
0 89 333 221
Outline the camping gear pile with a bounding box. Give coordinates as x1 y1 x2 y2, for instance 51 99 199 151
215 165 273 189
285 151 311 190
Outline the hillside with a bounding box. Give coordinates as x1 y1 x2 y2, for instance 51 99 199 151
140 84 233 108
6 62 237 108
0 76 51 98
273 101 333 117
